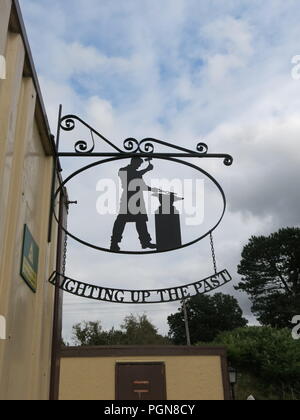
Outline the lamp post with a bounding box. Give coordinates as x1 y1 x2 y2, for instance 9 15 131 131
228 367 237 401
181 299 191 346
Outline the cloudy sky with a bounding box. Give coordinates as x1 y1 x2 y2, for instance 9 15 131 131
19 0 300 343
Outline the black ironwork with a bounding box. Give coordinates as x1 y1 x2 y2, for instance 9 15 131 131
58 114 233 166
49 269 232 304
48 107 234 304
62 215 68 277
52 156 227 255
210 232 218 275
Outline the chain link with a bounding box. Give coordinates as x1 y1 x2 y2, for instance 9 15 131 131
62 227 68 276
62 201 69 276
210 232 218 274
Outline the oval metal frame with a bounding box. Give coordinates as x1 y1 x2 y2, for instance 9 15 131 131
53 156 227 255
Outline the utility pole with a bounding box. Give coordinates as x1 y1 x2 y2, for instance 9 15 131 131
182 299 191 346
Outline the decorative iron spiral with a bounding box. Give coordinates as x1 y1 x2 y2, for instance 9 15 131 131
74 140 95 154
60 117 75 131
224 155 233 166
58 113 233 165
123 138 140 153
196 142 209 154
139 139 155 154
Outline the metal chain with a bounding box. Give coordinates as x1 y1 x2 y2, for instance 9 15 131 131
62 227 68 276
210 232 218 274
62 202 69 276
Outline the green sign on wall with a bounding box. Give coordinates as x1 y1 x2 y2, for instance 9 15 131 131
20 225 39 293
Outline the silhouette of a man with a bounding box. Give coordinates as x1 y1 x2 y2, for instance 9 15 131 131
111 157 157 252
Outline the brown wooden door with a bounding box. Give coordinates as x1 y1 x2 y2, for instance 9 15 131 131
116 363 166 400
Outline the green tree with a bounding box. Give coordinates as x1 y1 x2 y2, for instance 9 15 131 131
72 315 170 346
168 293 248 344
72 321 112 346
213 327 300 399
120 314 169 345
236 227 300 328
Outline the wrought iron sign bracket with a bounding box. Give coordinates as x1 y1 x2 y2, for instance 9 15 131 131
57 114 234 166
48 107 234 304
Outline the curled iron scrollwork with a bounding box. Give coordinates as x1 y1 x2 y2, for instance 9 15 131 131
60 114 123 154
74 131 95 154
138 138 155 154
60 117 76 132
123 138 140 153
223 155 234 166
58 113 233 166
197 142 209 154
122 137 209 157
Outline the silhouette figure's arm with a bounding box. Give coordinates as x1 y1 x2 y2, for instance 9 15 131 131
137 164 153 177
136 165 154 191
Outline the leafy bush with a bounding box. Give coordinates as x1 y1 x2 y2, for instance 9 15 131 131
213 327 300 398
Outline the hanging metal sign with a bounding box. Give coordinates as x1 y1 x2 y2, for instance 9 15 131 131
52 156 227 255
48 107 234 303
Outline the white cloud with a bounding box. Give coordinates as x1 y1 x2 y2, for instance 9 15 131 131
202 16 254 82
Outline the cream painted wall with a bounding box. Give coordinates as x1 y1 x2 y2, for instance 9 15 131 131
60 356 225 401
0 0 11 55
0 1 59 400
